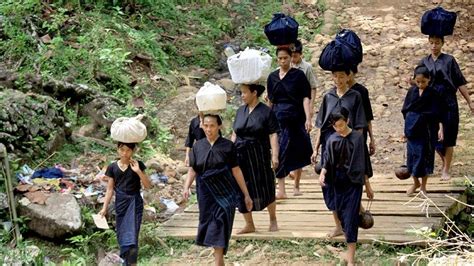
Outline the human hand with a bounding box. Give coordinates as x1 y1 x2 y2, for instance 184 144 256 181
319 173 326 187
130 159 141 173
99 207 107 217
366 184 374 200
305 119 313 133
369 140 376 156
438 129 444 142
271 155 279 170
244 195 253 212
311 150 319 164
469 102 474 114
183 188 190 202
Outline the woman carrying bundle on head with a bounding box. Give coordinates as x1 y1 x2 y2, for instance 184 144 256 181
183 114 253 266
267 46 313 199
231 84 280 234
402 65 444 195
418 35 472 180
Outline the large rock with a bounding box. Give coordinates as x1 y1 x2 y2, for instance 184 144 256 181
19 193 82 238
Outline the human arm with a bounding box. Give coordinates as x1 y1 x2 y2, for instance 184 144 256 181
458 85 474 114
319 168 327 187
99 177 115 217
130 160 152 189
182 167 196 201
438 122 444 141
368 121 375 155
270 133 279 169
303 97 312 132
231 167 253 211
185 147 191 166
231 131 237 142
311 129 321 164
364 175 374 199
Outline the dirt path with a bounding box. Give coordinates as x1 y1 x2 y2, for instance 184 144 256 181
157 0 474 264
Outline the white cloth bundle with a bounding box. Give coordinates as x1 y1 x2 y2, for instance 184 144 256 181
110 114 147 143
227 47 272 84
195 82 227 113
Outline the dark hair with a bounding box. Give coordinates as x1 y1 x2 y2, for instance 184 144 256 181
414 65 430 79
331 69 351 75
350 65 358 74
246 84 266 97
294 40 303 53
429 35 444 43
329 107 350 125
203 114 223 125
276 46 293 56
117 142 137 150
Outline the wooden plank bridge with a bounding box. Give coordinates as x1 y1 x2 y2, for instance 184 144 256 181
160 171 465 244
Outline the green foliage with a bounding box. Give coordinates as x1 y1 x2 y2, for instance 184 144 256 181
0 240 44 265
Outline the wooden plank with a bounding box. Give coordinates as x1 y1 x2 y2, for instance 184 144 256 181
166 213 441 224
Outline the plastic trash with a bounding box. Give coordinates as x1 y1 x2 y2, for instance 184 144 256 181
160 198 179 214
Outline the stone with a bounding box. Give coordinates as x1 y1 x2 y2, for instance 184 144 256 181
19 193 82 239
0 192 7 209
215 78 236 92
145 159 163 172
177 165 189 175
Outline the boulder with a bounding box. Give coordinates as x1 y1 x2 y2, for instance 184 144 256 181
19 193 82 238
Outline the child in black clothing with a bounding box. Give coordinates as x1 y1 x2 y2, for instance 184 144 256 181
100 142 152 266
319 107 374 266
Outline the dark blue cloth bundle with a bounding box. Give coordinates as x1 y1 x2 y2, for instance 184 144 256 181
264 13 299 46
319 39 359 71
421 7 457 36
31 167 64 179
335 29 363 66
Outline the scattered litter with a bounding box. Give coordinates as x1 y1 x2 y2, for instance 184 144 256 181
160 197 179 214
150 173 168 184
144 205 157 214
19 197 31 206
32 167 64 179
24 191 50 205
92 214 109 229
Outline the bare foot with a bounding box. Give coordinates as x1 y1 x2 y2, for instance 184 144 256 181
340 251 355 266
406 183 420 196
269 220 278 232
326 227 343 238
276 193 288 200
293 188 303 196
237 224 256 234
420 189 428 197
440 171 450 181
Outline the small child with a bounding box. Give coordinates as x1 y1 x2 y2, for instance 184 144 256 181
319 107 374 266
184 113 205 166
99 142 152 266
291 39 319 110
402 65 443 195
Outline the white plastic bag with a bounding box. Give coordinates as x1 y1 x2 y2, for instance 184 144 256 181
110 115 147 143
195 82 227 112
227 47 272 84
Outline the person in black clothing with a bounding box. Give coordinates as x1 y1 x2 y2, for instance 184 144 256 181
183 114 252 266
348 66 374 178
319 107 374 266
232 84 280 233
402 66 444 195
267 47 313 198
99 142 152 266
185 113 205 166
